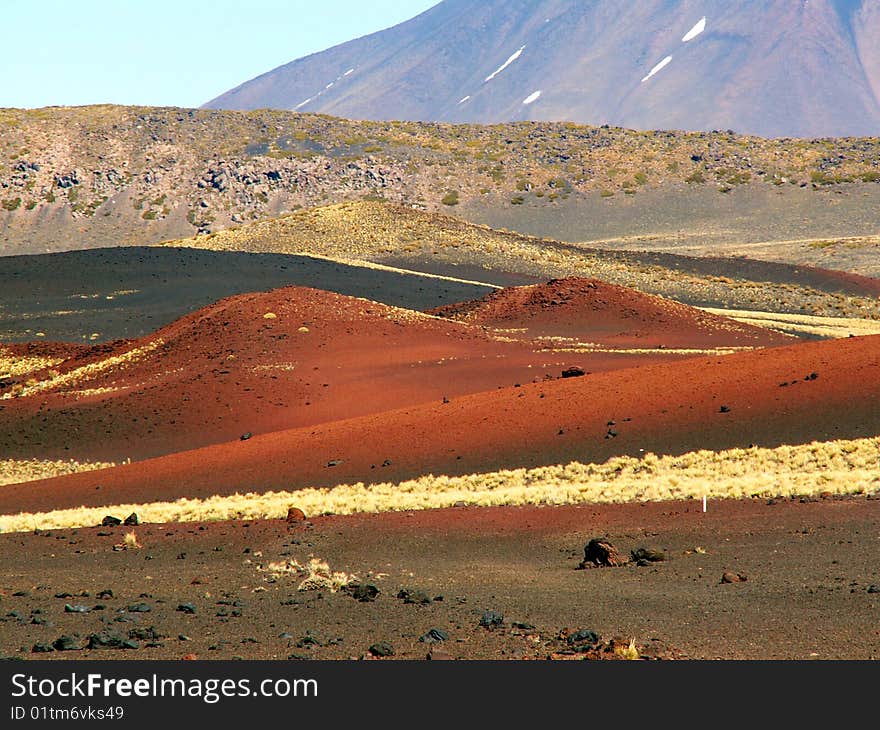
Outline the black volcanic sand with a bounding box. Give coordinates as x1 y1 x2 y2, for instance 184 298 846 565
384 245 880 302
464 183 880 284
1 496 880 660
0 247 499 343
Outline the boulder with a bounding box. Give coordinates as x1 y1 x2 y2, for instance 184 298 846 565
579 538 628 568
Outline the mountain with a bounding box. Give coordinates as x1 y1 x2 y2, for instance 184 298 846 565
204 0 880 138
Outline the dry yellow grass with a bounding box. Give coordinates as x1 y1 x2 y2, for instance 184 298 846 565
0 458 116 486
0 350 64 379
2 436 879 533
0 339 163 400
700 308 880 339
257 557 357 592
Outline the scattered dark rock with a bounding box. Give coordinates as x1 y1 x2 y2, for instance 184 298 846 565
296 633 322 648
512 621 536 631
418 628 449 644
54 592 73 599
721 571 748 584
32 642 55 653
126 602 151 613
101 515 122 527
129 627 161 641
867 585 880 594
368 641 395 657
397 588 432 605
343 583 379 602
52 635 80 652
631 547 666 566
719 405 731 413
805 372 819 381
480 610 504 629
123 513 140 526
561 366 586 379
96 589 114 599
87 631 139 650
578 538 628 568
287 653 311 661
240 432 252 441
566 629 601 650
11 590 29 597
177 603 197 614
326 459 343 467
64 604 92 614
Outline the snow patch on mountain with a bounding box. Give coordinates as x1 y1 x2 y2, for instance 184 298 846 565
485 46 526 82
641 56 672 82
682 17 706 42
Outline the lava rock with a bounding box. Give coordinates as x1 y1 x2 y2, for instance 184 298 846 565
721 571 748 584
286 507 306 524
397 588 432 605
177 603 197 614
31 642 55 653
368 641 395 658
52 635 80 652
343 583 379 603
579 538 628 568
480 610 504 629
101 515 122 527
418 628 449 644
566 629 601 650
87 631 139 650
561 366 586 379
126 602 151 613
64 604 92 614
129 627 161 641
512 621 536 631
123 513 140 526
631 547 666 565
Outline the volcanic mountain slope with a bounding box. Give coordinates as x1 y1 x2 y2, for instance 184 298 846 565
1 281 760 465
205 0 880 138
428 278 794 348
3 332 879 516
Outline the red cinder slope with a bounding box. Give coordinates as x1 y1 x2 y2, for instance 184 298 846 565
3 284 737 463
429 277 794 348
3 333 878 515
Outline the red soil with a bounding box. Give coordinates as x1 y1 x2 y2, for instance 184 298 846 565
428 277 794 348
3 333 879 515
0 284 769 463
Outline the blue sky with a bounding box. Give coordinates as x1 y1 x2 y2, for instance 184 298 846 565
2 0 439 109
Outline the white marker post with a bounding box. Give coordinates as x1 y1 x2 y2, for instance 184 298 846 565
702 495 707 513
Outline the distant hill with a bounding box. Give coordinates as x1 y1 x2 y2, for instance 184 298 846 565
1 106 879 276
205 0 880 138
